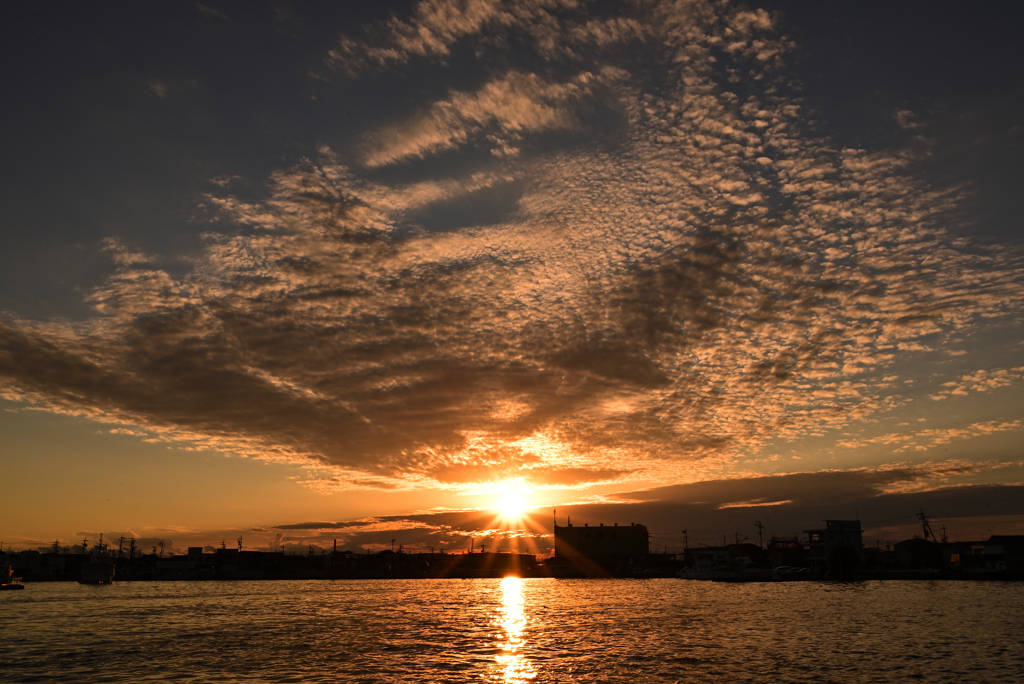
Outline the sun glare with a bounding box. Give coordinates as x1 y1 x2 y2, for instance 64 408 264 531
497 492 528 520
479 480 536 529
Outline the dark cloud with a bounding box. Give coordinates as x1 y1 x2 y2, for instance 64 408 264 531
616 467 956 507
276 520 385 531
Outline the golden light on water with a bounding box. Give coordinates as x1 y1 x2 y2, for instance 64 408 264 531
494 576 536 682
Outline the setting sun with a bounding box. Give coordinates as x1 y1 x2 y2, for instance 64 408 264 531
496 492 530 522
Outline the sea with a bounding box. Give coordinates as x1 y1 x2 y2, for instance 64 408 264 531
2 578 1022 683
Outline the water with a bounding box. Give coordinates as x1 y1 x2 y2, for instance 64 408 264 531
2 579 1022 683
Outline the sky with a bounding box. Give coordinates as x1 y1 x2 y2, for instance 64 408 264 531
2 0 1023 556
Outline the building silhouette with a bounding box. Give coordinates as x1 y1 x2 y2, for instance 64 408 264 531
554 521 649 559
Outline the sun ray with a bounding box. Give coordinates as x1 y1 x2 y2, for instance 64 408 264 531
482 481 538 531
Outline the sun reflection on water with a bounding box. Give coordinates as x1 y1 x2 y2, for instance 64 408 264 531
493 576 537 682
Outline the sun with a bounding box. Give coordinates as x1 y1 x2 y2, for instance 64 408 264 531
480 480 536 528
497 492 528 520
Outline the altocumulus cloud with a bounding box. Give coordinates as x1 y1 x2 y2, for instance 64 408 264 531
1 0 1022 492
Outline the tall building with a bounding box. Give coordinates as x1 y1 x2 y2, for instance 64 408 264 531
554 521 648 559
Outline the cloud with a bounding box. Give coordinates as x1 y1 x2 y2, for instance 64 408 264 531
195 3 230 24
894 109 921 131
326 0 507 74
100 237 155 267
276 518 440 533
324 0 637 76
109 428 148 436
362 70 596 167
617 467 930 507
933 367 1024 399
1 1 1022 493
148 79 169 98
718 499 792 509
838 420 1024 453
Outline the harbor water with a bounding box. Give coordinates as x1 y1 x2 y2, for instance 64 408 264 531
2 578 1022 682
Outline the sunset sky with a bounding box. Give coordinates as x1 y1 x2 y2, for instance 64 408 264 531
2 1 1022 555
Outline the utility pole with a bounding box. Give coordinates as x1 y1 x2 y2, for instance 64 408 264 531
940 525 948 543
681 528 689 551
390 538 396 552
754 521 764 549
917 509 937 541
237 536 243 552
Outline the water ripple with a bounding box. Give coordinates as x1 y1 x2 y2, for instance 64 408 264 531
1 579 1022 682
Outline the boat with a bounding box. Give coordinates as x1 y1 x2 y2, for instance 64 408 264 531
79 534 116 584
80 559 116 584
1 562 25 590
